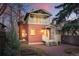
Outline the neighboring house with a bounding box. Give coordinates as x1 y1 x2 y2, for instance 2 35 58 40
19 9 61 45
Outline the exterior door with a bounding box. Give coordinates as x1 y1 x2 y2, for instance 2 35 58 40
41 29 50 40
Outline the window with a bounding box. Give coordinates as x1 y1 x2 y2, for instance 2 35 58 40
22 29 27 37
56 30 61 34
30 14 34 18
30 29 35 35
36 16 41 24
41 29 49 38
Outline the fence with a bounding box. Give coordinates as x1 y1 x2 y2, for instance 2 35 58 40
61 35 79 46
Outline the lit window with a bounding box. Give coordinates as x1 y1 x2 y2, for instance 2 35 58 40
41 29 44 33
22 29 27 37
30 29 35 35
41 29 46 36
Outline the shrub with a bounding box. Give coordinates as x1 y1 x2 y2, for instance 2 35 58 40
4 29 20 56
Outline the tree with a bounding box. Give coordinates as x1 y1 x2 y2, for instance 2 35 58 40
3 4 26 55
0 3 26 55
55 3 79 24
0 4 7 16
0 3 30 55
62 20 79 36
53 3 79 36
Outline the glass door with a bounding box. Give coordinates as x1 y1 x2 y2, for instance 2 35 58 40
41 29 50 40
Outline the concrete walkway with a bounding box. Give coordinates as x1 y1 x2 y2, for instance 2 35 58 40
31 44 79 56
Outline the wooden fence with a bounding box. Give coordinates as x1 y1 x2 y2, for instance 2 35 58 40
61 35 79 46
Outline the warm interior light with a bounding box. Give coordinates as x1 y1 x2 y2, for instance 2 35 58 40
41 29 46 35
30 29 35 35
41 29 49 38
22 29 27 37
41 29 44 33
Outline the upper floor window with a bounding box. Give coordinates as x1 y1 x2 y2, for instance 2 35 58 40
36 16 41 24
29 14 49 24
30 14 34 18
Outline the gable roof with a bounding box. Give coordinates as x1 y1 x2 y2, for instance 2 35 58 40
30 9 52 16
24 9 52 21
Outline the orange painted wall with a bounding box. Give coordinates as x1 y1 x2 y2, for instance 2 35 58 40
20 24 51 44
28 24 44 43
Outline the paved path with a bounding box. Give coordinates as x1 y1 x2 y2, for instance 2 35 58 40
20 42 45 56
31 44 79 56
20 42 38 56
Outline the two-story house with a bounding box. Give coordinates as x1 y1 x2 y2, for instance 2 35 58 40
19 9 61 45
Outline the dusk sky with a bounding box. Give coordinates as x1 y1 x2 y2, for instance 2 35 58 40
23 3 77 20
24 3 60 17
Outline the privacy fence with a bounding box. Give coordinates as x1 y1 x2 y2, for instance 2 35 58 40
61 35 79 46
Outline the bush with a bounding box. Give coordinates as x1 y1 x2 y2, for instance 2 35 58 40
4 29 20 56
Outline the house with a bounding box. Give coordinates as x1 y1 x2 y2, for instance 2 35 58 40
19 9 61 45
